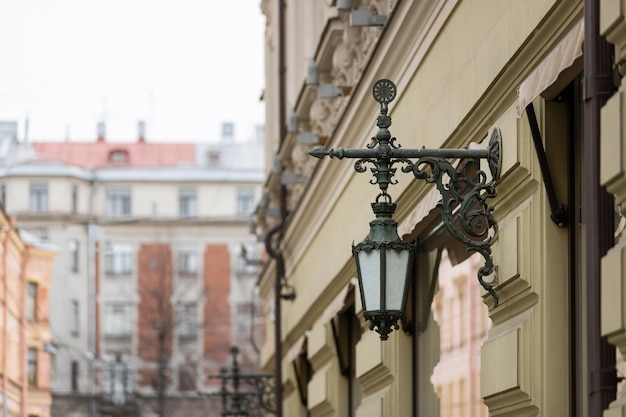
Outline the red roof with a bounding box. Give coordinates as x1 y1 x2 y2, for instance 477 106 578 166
32 141 196 169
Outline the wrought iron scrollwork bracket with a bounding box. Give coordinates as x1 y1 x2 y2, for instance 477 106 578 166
309 79 502 306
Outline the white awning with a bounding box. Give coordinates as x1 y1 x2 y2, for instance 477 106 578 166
516 19 584 117
285 333 307 363
320 278 358 324
398 186 442 238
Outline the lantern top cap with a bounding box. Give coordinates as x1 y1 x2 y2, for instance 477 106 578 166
371 201 396 217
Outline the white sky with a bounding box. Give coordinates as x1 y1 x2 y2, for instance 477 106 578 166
0 0 266 143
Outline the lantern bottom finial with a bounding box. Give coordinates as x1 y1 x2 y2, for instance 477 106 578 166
366 311 403 340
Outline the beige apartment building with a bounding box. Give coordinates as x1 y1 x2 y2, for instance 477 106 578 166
0 122 265 417
256 1 626 417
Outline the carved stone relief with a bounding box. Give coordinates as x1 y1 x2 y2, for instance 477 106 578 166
266 0 400 214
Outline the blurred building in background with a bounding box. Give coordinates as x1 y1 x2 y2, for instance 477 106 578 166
0 121 265 417
0 205 57 417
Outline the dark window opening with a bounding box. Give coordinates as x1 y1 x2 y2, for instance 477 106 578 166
71 361 79 392
26 282 37 321
27 348 38 386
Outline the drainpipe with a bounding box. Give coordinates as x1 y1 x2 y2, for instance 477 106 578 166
264 211 285 417
584 1 618 415
263 1 287 417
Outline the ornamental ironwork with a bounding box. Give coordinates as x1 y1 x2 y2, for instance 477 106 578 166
206 346 275 417
310 79 501 305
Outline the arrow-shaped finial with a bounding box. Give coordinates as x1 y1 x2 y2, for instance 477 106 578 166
308 147 329 159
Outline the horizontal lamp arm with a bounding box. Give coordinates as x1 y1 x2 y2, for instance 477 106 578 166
309 146 490 161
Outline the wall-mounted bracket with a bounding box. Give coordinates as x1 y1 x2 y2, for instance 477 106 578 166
309 79 502 306
525 103 568 227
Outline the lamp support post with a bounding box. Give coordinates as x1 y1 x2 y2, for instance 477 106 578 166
309 79 501 339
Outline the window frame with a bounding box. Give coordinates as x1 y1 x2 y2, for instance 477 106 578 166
69 300 79 336
105 188 131 217
71 184 78 214
26 282 38 322
71 360 79 392
104 303 133 337
177 303 198 337
179 188 197 217
177 246 198 277
27 347 38 386
237 188 255 217
69 239 80 273
30 183 48 213
104 242 134 276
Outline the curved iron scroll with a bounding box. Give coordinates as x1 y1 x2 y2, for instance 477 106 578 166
399 144 499 304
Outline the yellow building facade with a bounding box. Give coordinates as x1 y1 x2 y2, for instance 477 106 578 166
257 0 626 416
0 210 56 417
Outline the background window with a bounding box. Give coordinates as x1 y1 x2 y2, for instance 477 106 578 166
71 185 78 214
178 364 197 391
106 188 131 217
177 247 198 276
30 183 48 213
27 348 38 386
71 361 79 392
69 300 79 335
179 189 197 217
236 303 253 334
105 242 133 275
104 303 133 336
206 151 220 166
26 282 37 321
69 239 79 272
177 303 197 336
109 150 128 164
237 189 255 217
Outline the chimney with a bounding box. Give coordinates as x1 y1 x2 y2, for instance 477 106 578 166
97 122 106 143
137 121 146 143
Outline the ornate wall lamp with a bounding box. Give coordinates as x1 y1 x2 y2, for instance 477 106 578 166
309 79 502 340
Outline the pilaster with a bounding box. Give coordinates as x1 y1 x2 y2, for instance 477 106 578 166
600 58 626 417
481 100 570 416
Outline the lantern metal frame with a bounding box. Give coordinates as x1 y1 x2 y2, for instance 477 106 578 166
352 199 416 339
309 79 501 339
